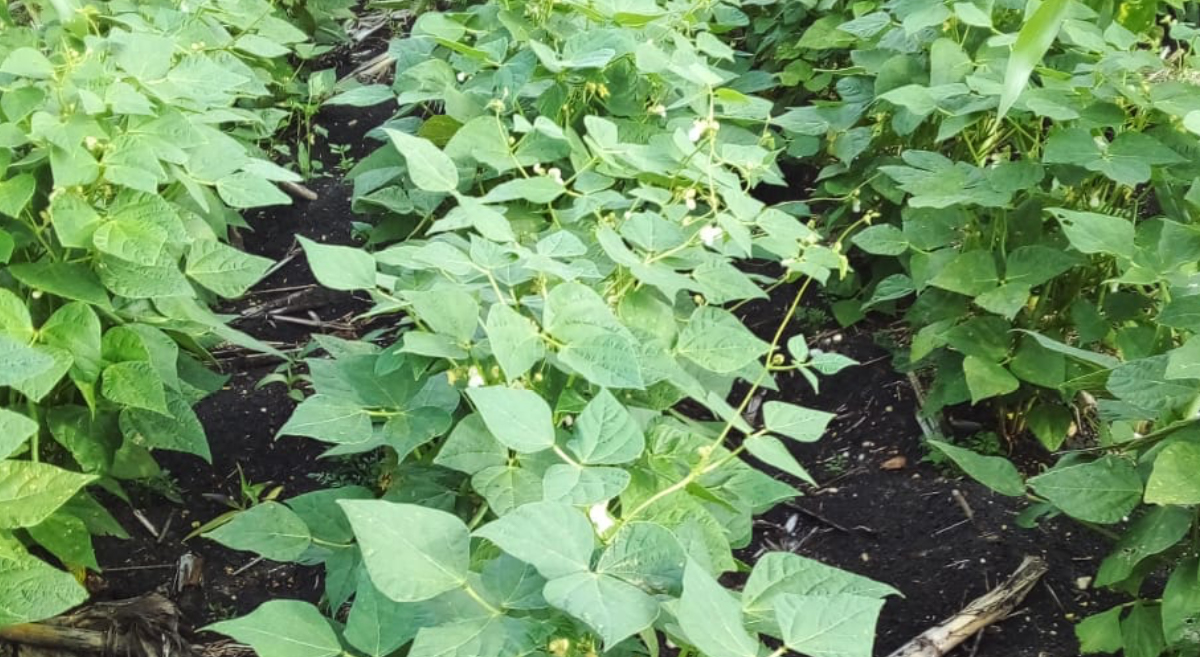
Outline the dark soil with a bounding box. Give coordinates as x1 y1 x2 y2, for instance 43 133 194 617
732 288 1118 657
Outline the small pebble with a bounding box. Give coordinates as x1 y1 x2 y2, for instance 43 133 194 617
860 552 870 562
1076 576 1092 590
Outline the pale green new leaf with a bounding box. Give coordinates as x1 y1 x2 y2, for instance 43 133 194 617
762 401 833 443
744 435 816 485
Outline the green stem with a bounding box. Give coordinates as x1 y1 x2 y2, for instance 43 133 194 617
463 582 503 616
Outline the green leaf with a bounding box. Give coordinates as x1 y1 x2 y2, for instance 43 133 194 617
28 510 98 570
744 435 815 485
93 219 167 265
205 502 312 562
568 389 645 465
340 500 471 602
1095 506 1192 587
0 537 88 625
1028 456 1141 524
677 306 769 373
1108 356 1198 414
852 225 909 256
678 560 761 657
927 440 1025 496
299 236 377 291
596 522 686 594
558 329 645 389
743 552 898 632
762 401 834 443
475 501 595 579
481 177 565 204
1162 558 1200 647
345 574 423 657
1076 606 1124 654
0 461 96 528
0 409 37 459
473 464 543 515
278 394 372 445
962 356 1019 403
466 386 556 453
930 251 997 296
433 413 508 475
10 262 111 308
998 0 1070 118
1016 329 1120 369
542 464 630 504
0 174 36 218
386 129 459 192
407 289 478 342
1145 442 1200 506
102 362 169 415
206 600 341 657
1049 208 1135 260
0 47 53 78
186 240 274 297
0 334 54 388
544 571 659 648
1158 295 1200 332
121 391 211 460
775 593 884 657
1121 603 1164 657
485 304 545 382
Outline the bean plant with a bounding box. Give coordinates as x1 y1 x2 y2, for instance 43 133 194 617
202 0 900 656
733 0 1200 653
0 0 314 623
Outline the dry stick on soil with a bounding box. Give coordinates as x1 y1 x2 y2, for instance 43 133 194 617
886 555 1049 657
279 180 319 201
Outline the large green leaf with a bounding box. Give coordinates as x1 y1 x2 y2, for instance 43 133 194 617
186 240 274 297
341 500 471 602
762 401 833 442
676 306 769 373
386 129 460 192
475 501 595 579
927 440 1025 496
596 522 686 595
101 361 169 415
543 571 659 648
207 600 341 657
485 304 545 382
0 537 88 625
567 389 645 464
678 560 761 657
298 237 377 291
0 461 96 529
1028 456 1141 524
206 502 313 561
742 552 898 632
1145 442 1200 506
775 593 884 657
0 409 37 459
466 386 556 453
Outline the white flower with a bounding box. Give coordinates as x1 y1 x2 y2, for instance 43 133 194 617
588 502 615 533
456 71 469 82
699 224 723 247
548 167 564 185
467 366 485 388
688 119 707 142
562 415 574 427
684 188 698 211
532 163 546 175
649 104 667 117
